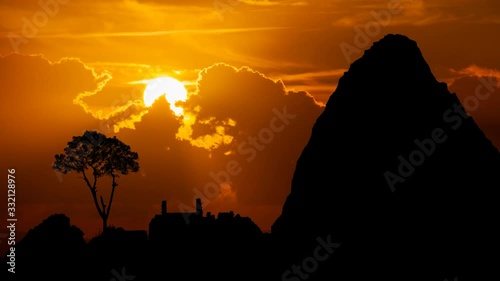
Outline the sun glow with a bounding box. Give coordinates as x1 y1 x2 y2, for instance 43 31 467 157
138 77 188 116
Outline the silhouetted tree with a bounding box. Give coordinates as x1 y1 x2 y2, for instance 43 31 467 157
52 130 139 231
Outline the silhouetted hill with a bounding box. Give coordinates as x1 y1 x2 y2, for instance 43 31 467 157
271 34 500 281
0 230 26 258
2 206 268 280
86 226 147 280
1 214 87 281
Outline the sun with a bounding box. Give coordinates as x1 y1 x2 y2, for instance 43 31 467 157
139 77 188 116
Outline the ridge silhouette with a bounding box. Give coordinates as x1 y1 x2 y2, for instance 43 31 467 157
1 214 88 280
271 34 500 281
1 200 268 281
2 34 498 281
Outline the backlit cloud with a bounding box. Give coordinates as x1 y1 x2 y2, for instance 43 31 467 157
0 53 107 237
449 65 500 148
109 63 324 234
0 53 325 239
175 63 323 151
452 64 500 80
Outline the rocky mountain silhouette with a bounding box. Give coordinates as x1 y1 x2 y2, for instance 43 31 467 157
271 34 500 281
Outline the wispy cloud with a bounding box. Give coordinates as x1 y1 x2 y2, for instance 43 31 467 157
272 69 347 82
37 27 289 39
452 64 500 79
220 49 314 70
240 0 309 6
331 0 470 27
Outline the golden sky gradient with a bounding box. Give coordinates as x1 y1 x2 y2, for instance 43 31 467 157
1 0 500 239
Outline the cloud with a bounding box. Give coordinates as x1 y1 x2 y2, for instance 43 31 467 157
452 64 500 79
63 56 156 133
239 0 309 6
176 63 322 149
0 53 108 136
0 53 108 236
108 62 324 235
0 54 325 239
271 69 347 82
75 81 149 132
37 27 290 39
172 63 324 205
331 0 469 27
135 0 308 7
449 65 500 148
268 69 346 101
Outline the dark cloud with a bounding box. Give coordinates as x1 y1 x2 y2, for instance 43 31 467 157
180 63 324 205
0 53 108 237
0 54 324 239
449 75 500 148
110 63 324 233
0 53 107 139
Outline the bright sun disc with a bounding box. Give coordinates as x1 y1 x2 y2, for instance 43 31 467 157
141 77 188 116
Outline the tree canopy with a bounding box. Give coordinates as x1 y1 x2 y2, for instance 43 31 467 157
53 130 140 231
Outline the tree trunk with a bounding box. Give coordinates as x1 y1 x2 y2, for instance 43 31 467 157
102 215 108 233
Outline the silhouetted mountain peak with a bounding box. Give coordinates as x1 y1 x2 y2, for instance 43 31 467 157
356 34 420 61
350 34 431 76
271 34 500 281
331 34 442 109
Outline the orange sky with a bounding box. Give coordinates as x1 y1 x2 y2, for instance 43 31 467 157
1 0 500 240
